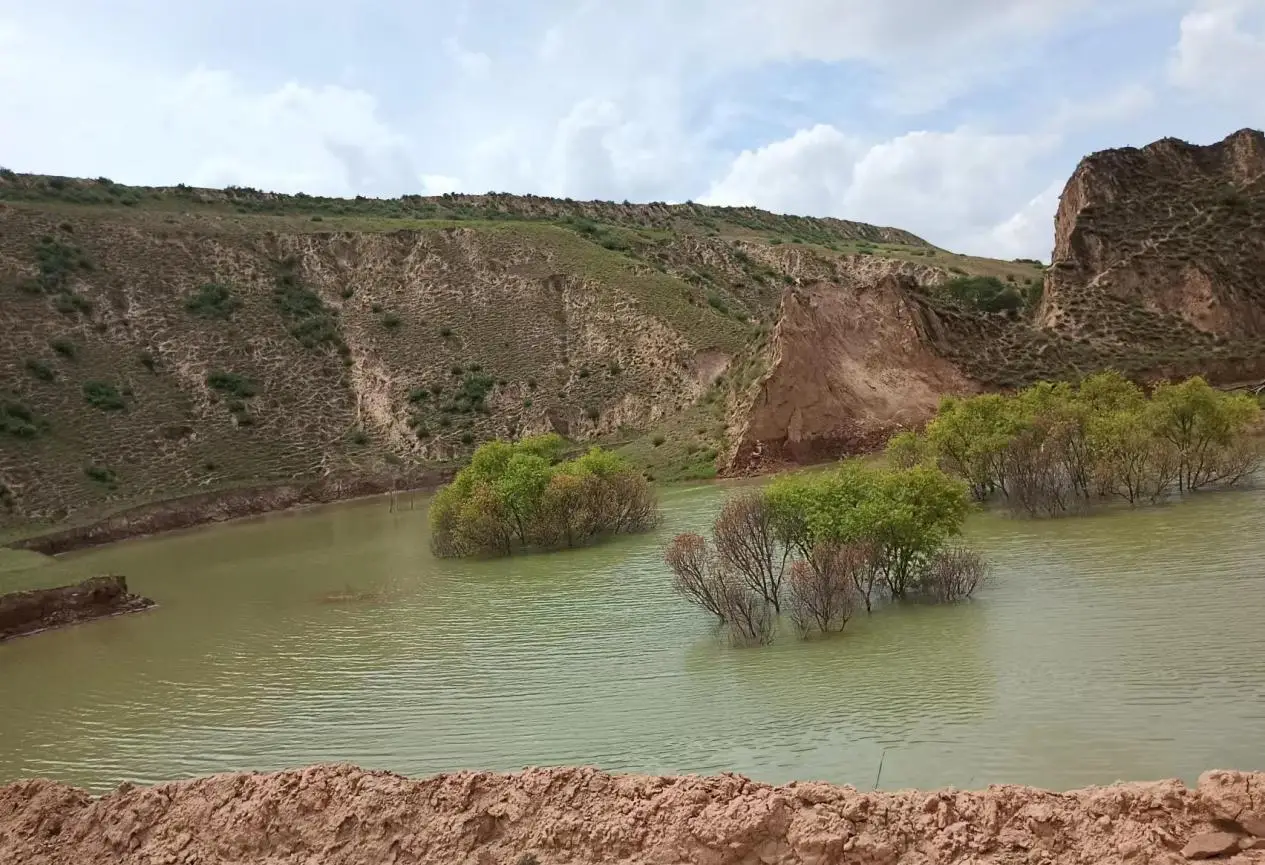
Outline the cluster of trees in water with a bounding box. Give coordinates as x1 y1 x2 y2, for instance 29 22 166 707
429 435 659 557
889 373 1261 517
664 462 986 646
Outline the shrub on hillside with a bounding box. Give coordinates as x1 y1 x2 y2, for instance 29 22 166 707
0 400 41 438
942 275 1025 314
429 435 661 558
82 381 125 411
185 283 241 320
205 371 258 399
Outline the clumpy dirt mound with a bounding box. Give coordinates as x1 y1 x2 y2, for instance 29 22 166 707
0 575 153 642
4 765 1265 865
727 274 977 472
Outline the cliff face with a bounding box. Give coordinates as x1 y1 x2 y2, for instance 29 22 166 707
1041 128 1265 341
728 273 976 471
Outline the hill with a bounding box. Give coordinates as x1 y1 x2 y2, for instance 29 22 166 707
3 129 1262 535
0 173 1042 533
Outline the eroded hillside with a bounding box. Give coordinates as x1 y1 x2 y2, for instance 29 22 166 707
1040 128 1265 367
0 176 1045 532
3 129 1261 531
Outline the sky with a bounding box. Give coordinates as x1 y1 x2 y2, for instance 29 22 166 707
0 0 1261 261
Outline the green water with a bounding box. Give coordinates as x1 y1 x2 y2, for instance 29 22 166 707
2 482 1264 794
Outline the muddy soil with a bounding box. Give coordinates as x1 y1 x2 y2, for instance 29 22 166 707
0 575 154 642
2 764 1265 864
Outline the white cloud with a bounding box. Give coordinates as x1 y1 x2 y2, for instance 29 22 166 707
0 25 415 196
1170 0 1265 108
443 36 492 78
986 181 1064 261
0 1 1257 263
704 126 1059 257
701 125 864 216
1049 84 1158 132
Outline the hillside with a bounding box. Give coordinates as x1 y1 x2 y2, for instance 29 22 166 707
3 129 1263 534
0 173 1042 533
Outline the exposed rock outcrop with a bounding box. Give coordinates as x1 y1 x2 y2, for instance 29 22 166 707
1040 128 1265 341
0 575 153 642
728 274 976 472
3 765 1265 864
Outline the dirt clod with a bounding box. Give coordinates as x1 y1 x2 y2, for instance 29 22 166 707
1181 831 1242 860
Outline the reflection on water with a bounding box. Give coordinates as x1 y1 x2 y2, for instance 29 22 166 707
2 483 1264 793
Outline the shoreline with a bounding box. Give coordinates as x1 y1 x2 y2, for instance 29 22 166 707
0 576 155 642
3 469 456 557
2 764 1263 863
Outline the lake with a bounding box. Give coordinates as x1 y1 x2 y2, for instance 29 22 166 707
2 481 1263 794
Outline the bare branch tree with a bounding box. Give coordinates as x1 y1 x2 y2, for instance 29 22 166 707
664 533 727 623
785 543 858 637
719 581 776 646
918 545 989 603
843 540 886 613
712 492 789 613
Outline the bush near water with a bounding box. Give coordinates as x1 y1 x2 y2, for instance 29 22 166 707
890 371 1262 516
429 434 660 558
666 461 984 646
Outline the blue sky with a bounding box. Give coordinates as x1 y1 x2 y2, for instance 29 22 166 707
0 0 1260 260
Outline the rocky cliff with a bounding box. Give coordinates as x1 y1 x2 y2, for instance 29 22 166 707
3 764 1265 864
1040 128 1265 348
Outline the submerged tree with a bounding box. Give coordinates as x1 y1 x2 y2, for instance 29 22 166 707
785 543 860 636
430 435 660 558
913 372 1261 518
665 461 984 646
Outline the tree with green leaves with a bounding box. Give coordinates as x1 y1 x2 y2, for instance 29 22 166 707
666 461 983 646
429 435 659 558
904 372 1260 517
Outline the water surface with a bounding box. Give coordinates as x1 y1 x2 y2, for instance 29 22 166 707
2 483 1263 793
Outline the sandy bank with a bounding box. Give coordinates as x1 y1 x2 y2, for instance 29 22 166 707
3 765 1265 864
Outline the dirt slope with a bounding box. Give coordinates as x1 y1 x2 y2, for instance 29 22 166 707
3 764 1265 864
728 274 978 472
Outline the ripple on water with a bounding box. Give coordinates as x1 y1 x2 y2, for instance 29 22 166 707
2 485 1265 792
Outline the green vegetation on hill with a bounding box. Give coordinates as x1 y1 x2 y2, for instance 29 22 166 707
429 435 659 557
2 169 1019 531
889 372 1261 516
